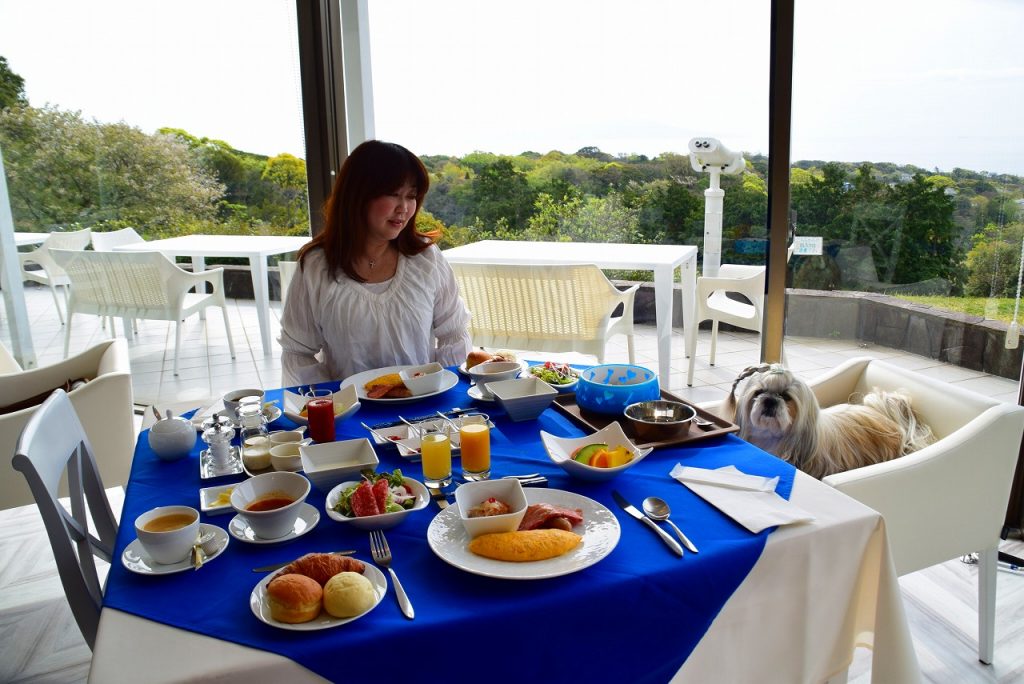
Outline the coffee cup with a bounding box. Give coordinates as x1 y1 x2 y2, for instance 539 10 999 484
135 505 200 565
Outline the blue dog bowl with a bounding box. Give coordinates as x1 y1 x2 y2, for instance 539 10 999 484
575 364 660 416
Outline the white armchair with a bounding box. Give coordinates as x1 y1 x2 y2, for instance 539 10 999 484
51 249 236 375
808 356 1024 664
0 339 134 510
18 227 92 324
451 262 638 363
687 264 765 386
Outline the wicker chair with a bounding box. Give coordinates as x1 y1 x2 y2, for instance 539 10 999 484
50 249 236 375
451 262 637 363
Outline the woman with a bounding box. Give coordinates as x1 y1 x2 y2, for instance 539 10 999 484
280 140 471 386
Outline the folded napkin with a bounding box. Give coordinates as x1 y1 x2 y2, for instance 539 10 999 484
670 463 815 534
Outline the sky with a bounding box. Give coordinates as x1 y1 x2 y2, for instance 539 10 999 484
1 0 1022 176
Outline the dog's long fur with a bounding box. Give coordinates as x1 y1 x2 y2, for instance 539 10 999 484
726 364 934 479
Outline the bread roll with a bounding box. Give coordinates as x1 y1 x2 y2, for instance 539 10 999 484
323 571 376 618
276 552 365 586
266 573 322 623
468 529 581 562
465 349 493 369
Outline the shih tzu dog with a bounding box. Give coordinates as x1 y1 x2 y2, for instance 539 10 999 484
725 364 934 479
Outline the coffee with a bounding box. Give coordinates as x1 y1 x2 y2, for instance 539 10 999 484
142 512 196 532
246 493 294 512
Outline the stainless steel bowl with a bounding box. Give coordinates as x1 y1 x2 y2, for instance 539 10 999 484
623 400 696 441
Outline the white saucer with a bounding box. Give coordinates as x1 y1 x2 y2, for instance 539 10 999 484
122 524 229 575
467 385 497 402
228 502 320 544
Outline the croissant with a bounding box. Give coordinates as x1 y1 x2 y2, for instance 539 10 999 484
275 552 365 586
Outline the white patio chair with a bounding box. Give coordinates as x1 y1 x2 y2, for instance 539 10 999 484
451 262 637 363
810 357 1024 664
687 264 765 386
50 249 236 375
0 340 21 373
12 388 119 649
0 339 134 510
91 227 146 333
18 227 92 324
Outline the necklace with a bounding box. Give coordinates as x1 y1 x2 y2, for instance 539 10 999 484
365 244 391 272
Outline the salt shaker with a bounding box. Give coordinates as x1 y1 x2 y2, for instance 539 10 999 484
201 412 236 475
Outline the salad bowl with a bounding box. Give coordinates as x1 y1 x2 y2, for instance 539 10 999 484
325 475 430 530
528 361 580 392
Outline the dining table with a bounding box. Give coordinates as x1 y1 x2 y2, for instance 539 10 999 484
112 234 309 355
90 369 919 684
442 240 698 388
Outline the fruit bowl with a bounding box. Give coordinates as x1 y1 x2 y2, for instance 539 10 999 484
540 422 651 482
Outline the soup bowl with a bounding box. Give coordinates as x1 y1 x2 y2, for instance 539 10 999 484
134 505 200 564
230 471 310 539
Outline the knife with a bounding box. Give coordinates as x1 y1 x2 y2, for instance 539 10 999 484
611 490 684 557
252 550 357 572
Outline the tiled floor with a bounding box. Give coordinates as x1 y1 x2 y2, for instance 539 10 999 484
4 283 1019 410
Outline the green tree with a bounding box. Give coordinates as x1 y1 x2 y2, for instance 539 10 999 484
965 221 1024 297
468 158 536 232
0 56 26 110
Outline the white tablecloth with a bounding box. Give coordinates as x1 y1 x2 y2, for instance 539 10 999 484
89 472 918 683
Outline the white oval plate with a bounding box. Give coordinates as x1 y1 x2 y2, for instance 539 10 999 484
467 385 498 402
228 503 320 544
458 359 529 376
341 365 459 403
426 489 620 580
122 524 229 575
250 560 386 631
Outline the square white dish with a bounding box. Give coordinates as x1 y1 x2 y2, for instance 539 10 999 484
299 438 379 493
199 483 239 516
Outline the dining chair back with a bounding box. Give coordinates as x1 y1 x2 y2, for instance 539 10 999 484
811 356 1024 664
12 388 119 650
451 262 638 363
18 228 92 324
687 264 766 386
90 227 144 252
50 249 236 375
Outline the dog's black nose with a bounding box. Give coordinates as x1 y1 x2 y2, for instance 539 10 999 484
761 397 779 417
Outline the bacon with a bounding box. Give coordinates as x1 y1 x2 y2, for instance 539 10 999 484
518 503 584 531
372 478 389 512
365 384 393 399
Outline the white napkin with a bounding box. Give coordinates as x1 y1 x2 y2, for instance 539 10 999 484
670 463 815 534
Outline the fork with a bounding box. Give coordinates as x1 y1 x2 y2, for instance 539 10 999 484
369 530 414 620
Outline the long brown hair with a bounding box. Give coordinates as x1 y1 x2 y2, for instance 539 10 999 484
299 140 431 281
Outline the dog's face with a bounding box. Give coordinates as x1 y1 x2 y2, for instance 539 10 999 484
734 365 819 450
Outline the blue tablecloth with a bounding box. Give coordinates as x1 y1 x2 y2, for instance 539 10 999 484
104 371 795 684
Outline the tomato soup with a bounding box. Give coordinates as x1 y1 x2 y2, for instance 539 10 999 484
245 493 295 512
142 512 196 532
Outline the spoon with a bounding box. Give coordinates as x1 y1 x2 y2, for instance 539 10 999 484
642 496 699 554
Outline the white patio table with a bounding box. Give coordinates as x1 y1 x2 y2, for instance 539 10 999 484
113 235 309 355
442 240 697 387
13 232 47 247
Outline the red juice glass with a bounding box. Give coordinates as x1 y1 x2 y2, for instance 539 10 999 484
306 397 335 442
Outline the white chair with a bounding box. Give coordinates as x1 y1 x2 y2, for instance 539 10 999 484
451 262 638 363
18 228 92 324
91 227 146 332
0 339 134 511
279 260 298 309
12 388 119 649
687 264 765 386
50 249 236 376
809 357 1024 664
0 340 21 373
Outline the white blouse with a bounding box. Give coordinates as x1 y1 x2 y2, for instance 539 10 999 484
279 244 472 386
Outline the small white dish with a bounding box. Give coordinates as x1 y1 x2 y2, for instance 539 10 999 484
122 524 229 575
325 477 430 530
199 483 238 516
488 376 558 421
540 422 652 482
453 478 528 538
398 362 445 395
228 502 320 544
299 438 380 493
250 560 387 631
283 384 360 426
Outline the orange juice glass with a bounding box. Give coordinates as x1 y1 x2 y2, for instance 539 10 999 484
421 432 452 487
460 420 491 480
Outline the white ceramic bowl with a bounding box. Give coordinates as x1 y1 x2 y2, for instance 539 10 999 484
147 417 197 461
299 438 380 493
283 384 361 426
269 442 303 472
269 429 306 446
134 505 200 564
324 476 430 530
467 360 522 399
223 388 265 419
540 422 651 482
453 479 528 538
488 376 558 422
398 362 445 395
230 471 310 540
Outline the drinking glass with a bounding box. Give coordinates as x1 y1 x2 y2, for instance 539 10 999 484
459 414 491 480
305 388 335 443
421 431 452 488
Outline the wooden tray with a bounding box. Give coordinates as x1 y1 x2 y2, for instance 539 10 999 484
551 390 738 450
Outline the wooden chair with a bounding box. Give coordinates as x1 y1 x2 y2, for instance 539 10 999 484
451 262 637 363
12 388 119 649
18 228 92 324
50 249 236 375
